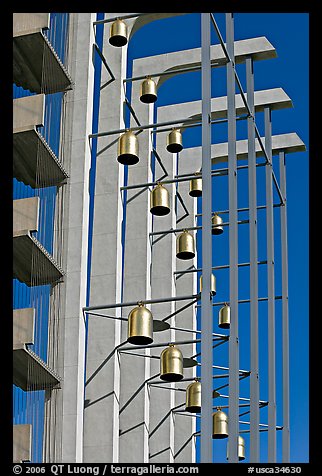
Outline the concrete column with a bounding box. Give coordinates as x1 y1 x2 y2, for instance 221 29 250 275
172 146 200 463
44 12 96 463
83 12 134 463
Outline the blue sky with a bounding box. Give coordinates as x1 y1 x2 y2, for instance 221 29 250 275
127 13 309 463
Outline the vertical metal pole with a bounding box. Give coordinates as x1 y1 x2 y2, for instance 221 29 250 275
200 12 213 464
279 151 290 462
264 106 276 462
246 56 260 462
226 12 239 464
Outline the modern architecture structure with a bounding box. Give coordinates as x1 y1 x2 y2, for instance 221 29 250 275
12 12 307 464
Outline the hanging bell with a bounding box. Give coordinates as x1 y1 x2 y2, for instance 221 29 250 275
212 409 229 439
219 303 230 329
127 302 153 345
140 77 157 104
185 379 201 413
160 344 184 382
212 213 224 235
200 273 216 296
109 19 128 47
226 436 245 461
189 172 202 197
176 230 195 260
117 130 139 165
150 183 170 216
166 128 183 153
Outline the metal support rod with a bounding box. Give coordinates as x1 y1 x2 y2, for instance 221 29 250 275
195 295 282 308
162 298 200 322
149 219 249 236
279 151 290 462
195 203 282 218
174 260 267 276
246 55 260 463
89 117 200 139
220 394 268 405
93 13 147 25
265 106 277 462
119 338 201 353
83 293 200 312
123 63 220 83
226 13 239 464
175 162 266 180
121 162 267 191
200 12 213 464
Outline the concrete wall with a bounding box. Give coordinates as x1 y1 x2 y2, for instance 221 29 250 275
44 12 96 463
13 197 40 233
13 94 45 131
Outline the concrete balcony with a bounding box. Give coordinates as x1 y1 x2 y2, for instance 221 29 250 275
13 13 73 94
13 95 69 188
13 308 61 391
13 198 65 286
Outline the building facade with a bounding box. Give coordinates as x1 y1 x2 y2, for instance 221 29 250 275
12 12 307 464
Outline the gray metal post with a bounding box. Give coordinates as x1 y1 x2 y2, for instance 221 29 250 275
279 151 290 462
226 13 239 464
264 107 276 462
200 12 213 464
246 56 260 462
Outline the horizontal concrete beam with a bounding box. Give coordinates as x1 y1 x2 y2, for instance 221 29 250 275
13 424 32 463
211 132 306 163
13 13 50 37
13 308 35 346
179 133 305 165
132 36 276 87
157 88 292 124
13 94 45 131
13 197 39 234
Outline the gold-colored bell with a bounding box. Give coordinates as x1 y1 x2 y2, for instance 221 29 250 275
127 302 153 345
117 130 139 165
212 409 229 439
219 303 230 329
140 77 157 104
150 183 170 216
200 273 216 296
185 378 201 413
227 436 245 461
109 19 128 47
176 230 195 260
189 172 202 197
212 213 224 235
160 344 184 381
166 128 183 153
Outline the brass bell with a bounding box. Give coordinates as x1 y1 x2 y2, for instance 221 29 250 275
185 379 201 413
127 302 153 345
176 230 195 260
189 172 202 197
109 19 128 47
200 273 216 296
212 409 229 439
140 77 157 104
117 130 139 165
219 303 230 329
227 436 245 461
166 128 183 153
160 344 184 381
212 213 224 235
150 183 170 216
